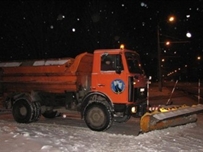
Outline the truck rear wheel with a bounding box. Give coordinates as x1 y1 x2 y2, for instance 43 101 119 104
12 99 33 123
84 103 113 131
31 102 41 121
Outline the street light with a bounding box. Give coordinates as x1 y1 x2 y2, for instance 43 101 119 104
165 41 190 45
197 56 201 60
157 16 175 92
197 56 201 104
166 41 170 45
197 55 201 79
168 16 175 22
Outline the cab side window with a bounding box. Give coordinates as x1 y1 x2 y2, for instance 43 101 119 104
101 54 124 71
101 55 115 71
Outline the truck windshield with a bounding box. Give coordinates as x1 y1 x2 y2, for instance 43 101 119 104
125 52 144 74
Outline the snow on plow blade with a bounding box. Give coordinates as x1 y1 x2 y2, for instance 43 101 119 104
140 104 203 133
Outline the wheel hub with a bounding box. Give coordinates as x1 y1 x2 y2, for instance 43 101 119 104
89 108 105 126
20 106 27 116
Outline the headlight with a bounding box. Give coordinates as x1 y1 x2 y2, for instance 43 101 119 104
131 106 137 113
140 88 145 92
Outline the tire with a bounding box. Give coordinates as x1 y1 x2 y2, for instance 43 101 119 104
84 103 113 131
42 110 57 118
12 99 34 123
31 102 41 121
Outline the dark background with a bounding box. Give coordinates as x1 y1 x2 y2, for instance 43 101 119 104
0 0 202 81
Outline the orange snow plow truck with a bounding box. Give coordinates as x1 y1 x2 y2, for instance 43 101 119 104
0 48 203 133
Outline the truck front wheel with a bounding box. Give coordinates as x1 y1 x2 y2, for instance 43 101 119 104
84 103 113 131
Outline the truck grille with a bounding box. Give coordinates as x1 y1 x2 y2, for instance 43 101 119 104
128 77 147 102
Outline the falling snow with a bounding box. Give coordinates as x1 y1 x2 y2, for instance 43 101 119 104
0 1 202 81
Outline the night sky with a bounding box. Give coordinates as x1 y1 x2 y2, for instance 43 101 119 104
0 0 202 81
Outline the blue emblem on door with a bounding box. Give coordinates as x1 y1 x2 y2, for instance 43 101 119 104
111 79 125 94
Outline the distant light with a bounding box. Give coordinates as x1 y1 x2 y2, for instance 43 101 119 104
166 41 170 45
197 56 201 60
50 25 54 29
169 16 175 22
186 15 190 18
186 32 192 38
140 2 148 8
72 28 76 32
141 2 145 7
57 14 65 20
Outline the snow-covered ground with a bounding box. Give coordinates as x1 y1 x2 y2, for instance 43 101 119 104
0 112 203 152
1 84 203 152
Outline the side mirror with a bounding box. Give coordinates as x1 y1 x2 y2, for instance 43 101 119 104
116 67 122 74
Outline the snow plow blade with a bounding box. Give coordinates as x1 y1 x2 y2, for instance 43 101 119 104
140 104 203 133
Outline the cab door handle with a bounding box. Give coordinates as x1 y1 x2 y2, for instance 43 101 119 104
98 84 105 87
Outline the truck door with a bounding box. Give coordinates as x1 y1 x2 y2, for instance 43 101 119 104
96 53 128 103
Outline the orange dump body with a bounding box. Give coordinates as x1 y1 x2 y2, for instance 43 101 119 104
0 52 93 94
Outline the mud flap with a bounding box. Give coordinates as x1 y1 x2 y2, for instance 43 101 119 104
140 104 203 133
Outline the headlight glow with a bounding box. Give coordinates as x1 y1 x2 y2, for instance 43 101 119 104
140 88 145 92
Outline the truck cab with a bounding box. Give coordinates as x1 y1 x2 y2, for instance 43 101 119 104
81 48 147 131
